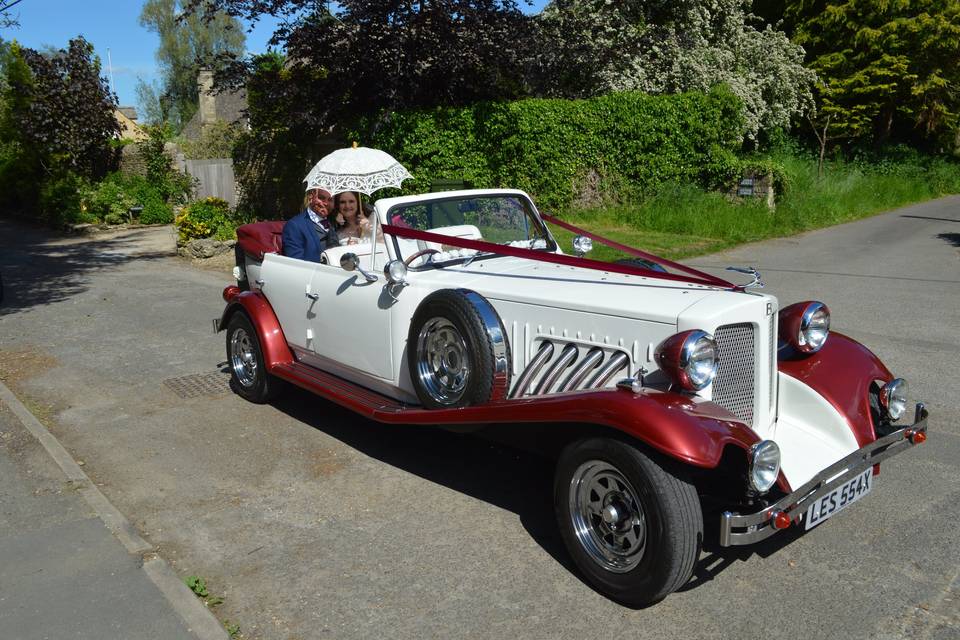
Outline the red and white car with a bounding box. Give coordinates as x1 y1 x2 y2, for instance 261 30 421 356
219 188 927 606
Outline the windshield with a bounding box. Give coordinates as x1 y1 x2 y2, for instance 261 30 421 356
386 194 555 267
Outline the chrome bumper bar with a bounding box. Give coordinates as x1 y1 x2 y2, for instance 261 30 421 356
720 403 928 547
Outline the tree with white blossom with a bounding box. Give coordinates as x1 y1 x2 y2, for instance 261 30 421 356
534 0 817 143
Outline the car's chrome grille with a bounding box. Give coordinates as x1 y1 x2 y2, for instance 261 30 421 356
769 313 777 411
713 323 756 425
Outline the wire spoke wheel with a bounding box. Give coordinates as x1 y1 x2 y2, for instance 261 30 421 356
416 317 470 405
569 460 647 573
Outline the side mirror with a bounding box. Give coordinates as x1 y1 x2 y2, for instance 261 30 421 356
572 235 593 257
340 252 377 283
340 253 359 272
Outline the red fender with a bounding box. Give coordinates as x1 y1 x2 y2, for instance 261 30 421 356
429 388 762 469
221 287 294 368
779 332 892 447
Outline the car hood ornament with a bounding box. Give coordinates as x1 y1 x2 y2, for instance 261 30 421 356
726 266 764 288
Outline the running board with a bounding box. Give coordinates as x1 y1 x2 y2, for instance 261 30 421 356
269 360 622 428
272 361 412 417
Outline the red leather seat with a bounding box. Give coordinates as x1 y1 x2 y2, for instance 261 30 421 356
237 221 285 260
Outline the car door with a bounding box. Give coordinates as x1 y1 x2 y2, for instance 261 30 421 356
307 261 394 381
257 253 320 352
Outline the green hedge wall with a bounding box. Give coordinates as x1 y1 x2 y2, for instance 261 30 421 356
358 86 744 209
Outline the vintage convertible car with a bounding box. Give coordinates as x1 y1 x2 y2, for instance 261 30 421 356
218 188 927 605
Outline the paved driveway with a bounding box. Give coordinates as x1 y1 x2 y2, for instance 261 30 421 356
0 198 957 640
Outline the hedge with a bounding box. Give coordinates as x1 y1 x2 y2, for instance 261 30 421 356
357 86 745 209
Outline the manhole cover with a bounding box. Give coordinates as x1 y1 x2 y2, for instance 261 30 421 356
163 371 232 399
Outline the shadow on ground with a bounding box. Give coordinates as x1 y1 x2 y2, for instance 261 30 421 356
270 383 803 606
937 232 960 248
0 219 173 316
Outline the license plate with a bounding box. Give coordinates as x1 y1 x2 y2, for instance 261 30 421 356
804 468 873 530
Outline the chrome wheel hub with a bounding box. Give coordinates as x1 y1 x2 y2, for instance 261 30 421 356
416 317 470 405
569 460 647 573
230 327 257 388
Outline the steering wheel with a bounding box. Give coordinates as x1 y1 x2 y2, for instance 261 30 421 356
404 248 440 267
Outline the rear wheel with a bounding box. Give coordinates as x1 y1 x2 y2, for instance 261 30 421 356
226 312 280 403
555 438 702 606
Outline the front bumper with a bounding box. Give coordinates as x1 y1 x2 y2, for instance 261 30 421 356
720 403 928 546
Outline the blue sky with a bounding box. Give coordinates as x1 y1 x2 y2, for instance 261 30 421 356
1 0 549 114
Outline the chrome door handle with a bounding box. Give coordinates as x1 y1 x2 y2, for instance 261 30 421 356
305 292 319 301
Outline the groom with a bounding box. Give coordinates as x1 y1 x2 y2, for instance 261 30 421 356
282 188 341 262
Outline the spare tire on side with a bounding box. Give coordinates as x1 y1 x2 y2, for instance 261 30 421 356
408 289 511 409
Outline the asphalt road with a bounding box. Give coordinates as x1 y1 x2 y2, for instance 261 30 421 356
0 197 957 640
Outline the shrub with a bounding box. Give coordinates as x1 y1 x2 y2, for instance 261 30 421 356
39 171 96 226
140 125 194 204
81 174 135 224
175 197 236 244
78 172 176 225
357 86 744 209
122 174 174 224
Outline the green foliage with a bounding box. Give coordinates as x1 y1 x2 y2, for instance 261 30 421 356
140 125 194 204
559 147 960 260
787 0 960 146
176 196 236 243
1 38 120 179
184 575 224 607
534 0 816 142
139 0 246 131
0 37 120 219
80 172 175 225
359 87 744 209
39 172 97 227
179 121 243 159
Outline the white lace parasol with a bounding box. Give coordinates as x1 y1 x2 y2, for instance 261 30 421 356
304 145 413 196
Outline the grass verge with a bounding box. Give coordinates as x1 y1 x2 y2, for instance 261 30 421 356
549 148 960 260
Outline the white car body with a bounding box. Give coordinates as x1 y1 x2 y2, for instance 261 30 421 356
245 189 860 489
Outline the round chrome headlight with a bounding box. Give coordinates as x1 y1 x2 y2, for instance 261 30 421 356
879 378 908 421
779 301 830 354
655 330 718 391
799 302 830 351
384 259 408 285
749 440 781 493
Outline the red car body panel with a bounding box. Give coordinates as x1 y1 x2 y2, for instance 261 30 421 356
221 289 294 369
778 331 893 447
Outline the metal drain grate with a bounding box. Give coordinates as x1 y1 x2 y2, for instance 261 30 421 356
163 371 232 399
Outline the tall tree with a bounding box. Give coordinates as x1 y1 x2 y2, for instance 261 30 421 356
1 37 120 179
188 0 533 128
786 0 960 146
139 0 246 131
534 0 816 143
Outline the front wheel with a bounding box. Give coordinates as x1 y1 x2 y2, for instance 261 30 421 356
555 438 702 606
225 312 280 403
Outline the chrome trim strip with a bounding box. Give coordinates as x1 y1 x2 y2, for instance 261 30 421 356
584 351 629 389
509 341 554 399
558 348 604 392
719 404 928 547
459 289 510 401
534 343 579 395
